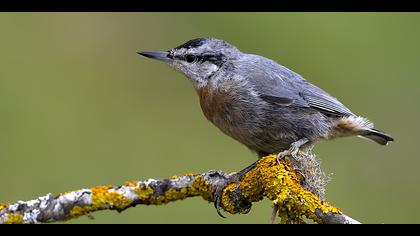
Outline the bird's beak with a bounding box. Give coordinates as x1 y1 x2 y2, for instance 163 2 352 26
137 51 171 61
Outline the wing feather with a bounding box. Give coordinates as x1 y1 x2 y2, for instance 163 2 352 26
238 54 355 117
299 89 354 116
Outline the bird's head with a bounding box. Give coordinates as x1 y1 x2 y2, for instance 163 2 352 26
138 38 240 88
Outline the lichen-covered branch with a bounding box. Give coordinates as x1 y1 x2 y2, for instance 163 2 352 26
0 155 360 224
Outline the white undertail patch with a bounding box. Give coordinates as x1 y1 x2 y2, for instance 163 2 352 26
336 116 374 131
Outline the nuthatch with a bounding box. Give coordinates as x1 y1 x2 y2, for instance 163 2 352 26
138 37 394 217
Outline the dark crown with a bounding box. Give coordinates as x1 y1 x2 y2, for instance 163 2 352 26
174 38 208 50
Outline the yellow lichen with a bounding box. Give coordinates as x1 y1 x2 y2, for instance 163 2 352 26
134 184 154 200
4 154 342 224
92 186 132 208
162 188 189 202
2 214 24 224
131 178 200 205
124 181 138 187
240 168 265 203
69 205 95 219
69 185 133 220
191 176 213 201
149 184 200 205
220 183 240 214
255 154 342 223
171 173 194 179
0 203 10 211
183 154 341 222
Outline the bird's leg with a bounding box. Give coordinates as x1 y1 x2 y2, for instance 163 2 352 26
276 137 309 181
213 161 257 218
276 138 309 165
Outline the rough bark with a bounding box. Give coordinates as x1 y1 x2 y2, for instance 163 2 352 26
0 155 360 224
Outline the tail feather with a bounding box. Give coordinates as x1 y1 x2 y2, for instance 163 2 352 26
360 128 394 145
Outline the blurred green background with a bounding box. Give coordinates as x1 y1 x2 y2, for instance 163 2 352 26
0 13 419 224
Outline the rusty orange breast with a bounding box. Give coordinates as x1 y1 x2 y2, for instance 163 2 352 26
196 85 232 123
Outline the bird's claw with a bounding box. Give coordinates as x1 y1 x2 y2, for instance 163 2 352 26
213 172 241 218
276 138 309 165
213 180 252 218
276 150 290 165
212 172 250 218
213 161 257 218
213 185 227 218
276 147 298 165
276 145 305 182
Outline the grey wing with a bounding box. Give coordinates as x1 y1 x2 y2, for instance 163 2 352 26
247 70 310 108
298 86 355 116
242 55 354 117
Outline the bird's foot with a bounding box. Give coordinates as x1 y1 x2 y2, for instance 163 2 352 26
276 138 310 164
276 149 306 180
276 148 298 165
213 161 257 218
276 138 310 180
213 174 238 218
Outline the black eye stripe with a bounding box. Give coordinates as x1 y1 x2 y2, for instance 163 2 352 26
199 55 223 62
172 54 224 65
200 55 212 61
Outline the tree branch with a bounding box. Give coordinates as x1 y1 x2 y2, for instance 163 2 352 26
0 155 360 224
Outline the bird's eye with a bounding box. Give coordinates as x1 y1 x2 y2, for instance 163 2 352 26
185 54 196 63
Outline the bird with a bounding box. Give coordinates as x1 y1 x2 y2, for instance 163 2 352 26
138 37 394 218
